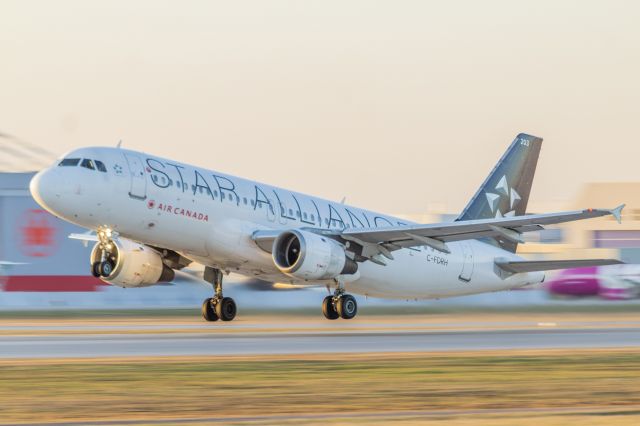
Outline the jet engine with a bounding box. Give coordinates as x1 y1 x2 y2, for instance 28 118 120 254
272 230 358 281
90 237 175 288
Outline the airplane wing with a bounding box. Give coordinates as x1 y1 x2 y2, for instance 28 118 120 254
494 258 624 278
334 205 624 262
252 205 624 264
69 233 99 242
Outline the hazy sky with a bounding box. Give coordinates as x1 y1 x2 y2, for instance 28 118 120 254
1 1 639 214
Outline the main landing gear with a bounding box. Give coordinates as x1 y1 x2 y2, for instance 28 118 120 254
201 267 237 322
322 288 358 320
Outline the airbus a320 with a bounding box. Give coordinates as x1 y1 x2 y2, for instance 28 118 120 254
30 134 624 321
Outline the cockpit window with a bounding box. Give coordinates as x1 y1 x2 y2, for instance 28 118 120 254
95 160 107 173
80 159 96 170
58 158 80 167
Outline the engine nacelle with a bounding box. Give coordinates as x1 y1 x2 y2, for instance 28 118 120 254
272 230 358 281
90 238 175 288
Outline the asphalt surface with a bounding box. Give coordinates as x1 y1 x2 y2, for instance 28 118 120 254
1 324 639 358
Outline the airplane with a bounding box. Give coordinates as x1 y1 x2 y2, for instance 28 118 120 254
0 261 25 290
0 261 25 274
547 264 640 300
29 133 625 322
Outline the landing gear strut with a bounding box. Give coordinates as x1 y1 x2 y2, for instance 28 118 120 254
202 267 237 322
322 286 358 320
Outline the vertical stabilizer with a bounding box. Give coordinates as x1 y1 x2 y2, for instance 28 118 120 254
457 133 543 252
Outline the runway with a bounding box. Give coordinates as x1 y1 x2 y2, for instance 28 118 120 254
1 315 639 358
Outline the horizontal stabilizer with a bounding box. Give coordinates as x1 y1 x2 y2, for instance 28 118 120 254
495 258 623 275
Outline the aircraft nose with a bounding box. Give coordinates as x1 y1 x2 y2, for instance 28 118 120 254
30 168 59 213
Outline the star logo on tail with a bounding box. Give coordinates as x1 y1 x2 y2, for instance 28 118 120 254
485 175 521 218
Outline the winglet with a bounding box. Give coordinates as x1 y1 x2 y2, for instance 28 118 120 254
611 204 625 224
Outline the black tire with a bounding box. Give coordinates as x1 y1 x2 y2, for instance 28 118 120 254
322 296 339 320
201 298 219 322
216 297 237 321
336 294 358 320
91 262 101 278
100 260 115 277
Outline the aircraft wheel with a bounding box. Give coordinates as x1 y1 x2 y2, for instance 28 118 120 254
91 262 101 278
201 298 219 322
100 260 115 277
336 294 358 320
322 296 339 320
216 297 237 321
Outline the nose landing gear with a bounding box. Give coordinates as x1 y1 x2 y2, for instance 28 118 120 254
91 228 117 278
202 267 237 322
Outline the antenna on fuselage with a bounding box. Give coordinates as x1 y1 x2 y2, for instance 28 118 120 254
340 197 347 204
116 140 122 148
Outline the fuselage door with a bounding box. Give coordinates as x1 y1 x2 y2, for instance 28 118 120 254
124 154 147 200
458 242 474 282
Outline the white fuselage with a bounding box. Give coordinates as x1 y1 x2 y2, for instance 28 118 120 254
30 147 544 299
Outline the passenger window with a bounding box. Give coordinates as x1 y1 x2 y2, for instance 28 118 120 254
58 158 80 167
289 209 293 216
243 197 248 205
311 214 315 221
303 212 308 220
94 160 107 172
296 211 301 218
80 159 96 170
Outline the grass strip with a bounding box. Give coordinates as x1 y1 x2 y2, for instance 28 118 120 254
0 351 639 424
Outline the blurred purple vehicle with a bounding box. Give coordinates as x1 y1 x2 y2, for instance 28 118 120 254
547 265 640 300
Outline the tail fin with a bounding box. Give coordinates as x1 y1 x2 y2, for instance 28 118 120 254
457 133 543 251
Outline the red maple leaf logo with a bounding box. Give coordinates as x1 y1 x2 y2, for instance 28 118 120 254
19 210 57 257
